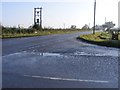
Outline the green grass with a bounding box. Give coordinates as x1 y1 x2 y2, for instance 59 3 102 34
80 32 105 42
78 32 120 48
2 29 88 39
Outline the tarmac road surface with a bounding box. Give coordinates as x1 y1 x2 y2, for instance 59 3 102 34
2 31 119 88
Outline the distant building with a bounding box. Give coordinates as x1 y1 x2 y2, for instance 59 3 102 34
91 25 104 30
95 25 104 30
82 24 90 30
102 21 115 30
91 21 115 31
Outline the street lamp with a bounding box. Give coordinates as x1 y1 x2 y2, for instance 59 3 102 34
93 0 96 34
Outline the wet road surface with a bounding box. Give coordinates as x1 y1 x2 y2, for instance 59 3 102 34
2 31 119 88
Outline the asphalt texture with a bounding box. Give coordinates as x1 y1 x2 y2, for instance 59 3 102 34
2 31 119 88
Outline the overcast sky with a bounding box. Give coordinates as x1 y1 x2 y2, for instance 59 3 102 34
1 0 119 28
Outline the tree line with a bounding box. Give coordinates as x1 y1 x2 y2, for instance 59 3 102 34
1 24 91 36
1 25 38 35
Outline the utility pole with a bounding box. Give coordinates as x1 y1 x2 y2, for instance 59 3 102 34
118 1 120 28
89 23 90 29
93 0 96 34
105 17 106 23
64 24 65 29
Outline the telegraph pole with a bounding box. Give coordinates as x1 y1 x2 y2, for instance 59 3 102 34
105 17 106 23
118 1 120 28
64 24 65 29
93 0 96 34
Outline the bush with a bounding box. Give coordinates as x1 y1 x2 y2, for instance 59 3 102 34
32 24 42 30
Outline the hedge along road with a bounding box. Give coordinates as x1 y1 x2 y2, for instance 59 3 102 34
2 31 119 88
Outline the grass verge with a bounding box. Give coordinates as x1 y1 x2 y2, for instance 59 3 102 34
77 32 120 48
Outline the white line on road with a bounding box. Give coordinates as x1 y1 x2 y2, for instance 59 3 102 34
24 75 109 83
2 52 21 57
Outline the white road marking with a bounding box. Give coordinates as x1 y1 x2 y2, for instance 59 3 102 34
24 75 109 83
2 52 21 57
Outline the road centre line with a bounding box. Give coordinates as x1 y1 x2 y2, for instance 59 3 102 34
24 75 109 83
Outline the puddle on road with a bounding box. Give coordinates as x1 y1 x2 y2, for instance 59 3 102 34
74 51 118 57
25 51 64 57
40 53 63 57
2 51 64 58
